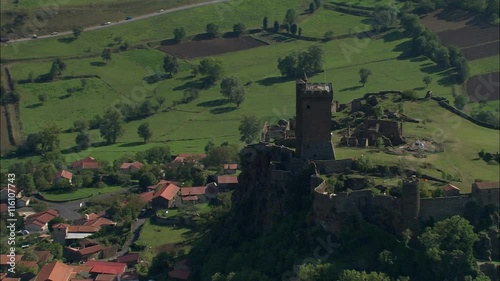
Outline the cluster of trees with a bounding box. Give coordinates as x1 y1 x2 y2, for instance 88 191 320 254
478 149 500 164
277 45 324 77
412 0 499 23
195 57 225 86
370 4 399 31
401 13 470 82
220 77 246 107
471 106 500 126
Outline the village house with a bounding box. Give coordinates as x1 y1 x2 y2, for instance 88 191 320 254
180 182 218 204
173 153 206 163
73 212 116 228
35 261 74 281
116 253 139 267
53 170 73 184
24 209 59 232
442 184 460 197
52 223 102 245
16 197 30 208
84 261 127 277
0 255 23 273
64 244 103 263
168 259 192 281
119 161 144 173
0 186 22 202
152 182 180 209
222 163 238 174
71 157 99 170
471 181 500 205
211 175 238 191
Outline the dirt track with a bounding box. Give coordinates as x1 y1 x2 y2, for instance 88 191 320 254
157 36 267 59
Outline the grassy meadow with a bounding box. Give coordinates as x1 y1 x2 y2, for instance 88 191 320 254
40 185 125 201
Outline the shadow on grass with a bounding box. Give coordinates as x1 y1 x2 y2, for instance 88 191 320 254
173 79 204 91
160 38 177 46
382 30 404 43
26 103 42 109
57 37 76 43
410 56 427 62
340 85 363 92
420 64 443 74
437 74 458 87
413 86 426 91
210 106 237 114
90 61 106 67
59 94 71 99
119 142 144 147
256 76 292 86
197 99 229 107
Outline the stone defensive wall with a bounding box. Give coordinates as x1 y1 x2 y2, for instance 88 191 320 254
419 195 473 221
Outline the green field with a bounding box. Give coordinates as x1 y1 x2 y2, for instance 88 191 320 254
299 8 370 38
1 0 311 60
40 185 125 201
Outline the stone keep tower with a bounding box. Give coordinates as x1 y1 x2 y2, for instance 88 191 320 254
295 76 336 160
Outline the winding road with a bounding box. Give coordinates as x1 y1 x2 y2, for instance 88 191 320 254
7 0 232 43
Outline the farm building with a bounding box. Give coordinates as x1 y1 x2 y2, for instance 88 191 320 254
71 157 99 170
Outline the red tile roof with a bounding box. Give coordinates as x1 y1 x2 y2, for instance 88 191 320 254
95 274 117 281
83 217 115 228
35 261 73 281
474 181 499 190
54 170 73 180
116 253 139 264
52 223 69 229
168 269 191 280
443 184 460 192
71 157 99 170
120 161 144 170
18 260 38 269
182 195 199 201
153 183 179 201
78 244 103 256
33 251 52 262
223 163 238 170
0 254 23 265
217 175 238 184
26 209 59 228
85 261 126 275
139 191 154 203
180 186 206 196
67 225 99 233
3 278 21 281
173 153 206 162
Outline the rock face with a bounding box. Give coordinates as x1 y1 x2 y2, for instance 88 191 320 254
226 143 314 234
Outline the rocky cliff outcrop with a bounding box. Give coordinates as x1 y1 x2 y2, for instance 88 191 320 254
226 143 315 234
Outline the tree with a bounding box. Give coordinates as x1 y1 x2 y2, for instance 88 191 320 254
206 23 219 38
358 68 372 86
284 23 290 33
284 9 298 25
198 58 224 86
143 146 171 164
173 27 186 43
374 106 384 119
163 55 179 77
138 100 155 118
273 20 280 32
371 5 398 31
454 95 467 110
18 174 35 196
182 88 200 103
239 114 260 144
290 23 298 35
99 108 124 144
277 46 324 78
314 0 322 8
75 130 92 151
54 58 66 75
139 172 157 189
38 93 48 104
113 36 123 44
263 17 268 30
101 48 112 64
38 123 61 154
49 62 61 80
73 120 88 132
233 23 246 36
419 216 479 280
137 122 152 143
401 90 418 100
309 2 316 13
432 46 450 69
400 13 420 36
338 270 390 281
324 30 334 41
220 77 246 107
156 96 166 109
298 27 302 37
423 76 432 88
72 26 83 38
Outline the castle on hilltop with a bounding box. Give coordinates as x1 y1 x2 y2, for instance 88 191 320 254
257 76 500 234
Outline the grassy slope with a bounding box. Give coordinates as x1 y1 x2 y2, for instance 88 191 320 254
299 8 370 38
1 0 311 60
40 185 125 201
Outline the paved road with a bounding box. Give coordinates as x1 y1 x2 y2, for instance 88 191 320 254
116 217 147 257
8 0 232 43
34 188 129 221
